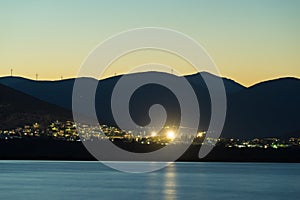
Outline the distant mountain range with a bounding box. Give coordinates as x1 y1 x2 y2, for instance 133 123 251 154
0 72 299 139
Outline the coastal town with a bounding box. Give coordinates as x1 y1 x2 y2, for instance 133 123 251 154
0 120 299 149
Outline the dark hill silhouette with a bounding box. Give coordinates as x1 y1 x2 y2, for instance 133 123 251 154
0 83 72 129
0 77 74 109
0 72 299 139
185 72 245 94
0 72 244 110
223 77 300 139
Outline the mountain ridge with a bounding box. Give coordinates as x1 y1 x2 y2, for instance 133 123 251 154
1 71 298 88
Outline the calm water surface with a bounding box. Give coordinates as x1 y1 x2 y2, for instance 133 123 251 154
0 161 299 200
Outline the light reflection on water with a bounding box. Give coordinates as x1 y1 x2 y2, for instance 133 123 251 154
163 164 177 200
0 161 299 200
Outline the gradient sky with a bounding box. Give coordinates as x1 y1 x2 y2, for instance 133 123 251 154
0 0 299 86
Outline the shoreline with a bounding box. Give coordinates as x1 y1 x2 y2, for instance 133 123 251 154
1 139 300 163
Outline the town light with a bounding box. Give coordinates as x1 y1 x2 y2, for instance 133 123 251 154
167 130 175 140
151 131 157 137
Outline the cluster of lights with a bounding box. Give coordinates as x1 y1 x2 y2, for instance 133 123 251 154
150 130 176 140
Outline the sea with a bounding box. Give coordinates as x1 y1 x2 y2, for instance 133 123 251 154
0 161 299 200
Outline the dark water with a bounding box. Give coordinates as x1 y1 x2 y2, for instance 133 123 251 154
0 161 299 200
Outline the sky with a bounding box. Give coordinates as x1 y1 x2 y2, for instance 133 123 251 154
0 0 299 86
